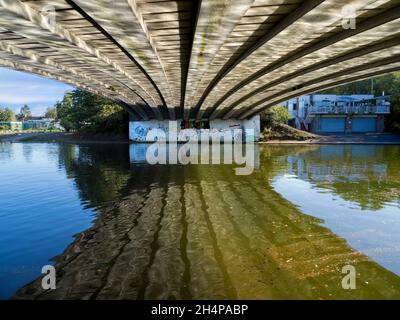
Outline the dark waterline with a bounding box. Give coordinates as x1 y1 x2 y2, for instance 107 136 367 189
1 142 400 299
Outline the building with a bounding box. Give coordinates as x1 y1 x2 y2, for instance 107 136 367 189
0 121 23 131
282 94 390 133
22 117 57 130
0 117 62 131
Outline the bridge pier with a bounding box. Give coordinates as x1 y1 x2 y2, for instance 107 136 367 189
129 115 260 142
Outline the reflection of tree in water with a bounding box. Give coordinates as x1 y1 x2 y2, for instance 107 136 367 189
272 145 400 210
0 143 14 163
57 143 132 209
22 144 33 163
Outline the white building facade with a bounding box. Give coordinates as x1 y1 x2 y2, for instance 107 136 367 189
281 94 390 133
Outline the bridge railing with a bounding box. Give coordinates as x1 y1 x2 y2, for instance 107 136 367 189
308 105 390 115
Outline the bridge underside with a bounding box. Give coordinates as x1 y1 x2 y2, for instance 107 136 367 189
0 0 399 120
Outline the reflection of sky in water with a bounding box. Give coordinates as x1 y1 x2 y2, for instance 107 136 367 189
273 174 400 276
0 144 95 299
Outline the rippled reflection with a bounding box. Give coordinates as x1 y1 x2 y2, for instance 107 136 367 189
271 145 400 279
1 143 400 299
277 145 400 210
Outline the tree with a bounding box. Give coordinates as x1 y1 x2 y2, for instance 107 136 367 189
261 105 290 127
44 107 57 119
56 89 128 134
18 104 31 119
55 92 74 132
0 107 15 122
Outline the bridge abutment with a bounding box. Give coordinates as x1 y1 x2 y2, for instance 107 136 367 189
129 115 260 142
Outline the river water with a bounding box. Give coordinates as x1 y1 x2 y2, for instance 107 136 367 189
1 142 400 299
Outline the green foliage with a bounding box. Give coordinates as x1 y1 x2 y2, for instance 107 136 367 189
44 107 57 119
55 89 128 134
18 104 31 119
261 105 290 128
319 72 400 132
0 107 15 122
0 124 10 131
55 92 74 131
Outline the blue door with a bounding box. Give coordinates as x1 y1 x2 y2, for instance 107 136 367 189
320 117 345 133
352 117 376 132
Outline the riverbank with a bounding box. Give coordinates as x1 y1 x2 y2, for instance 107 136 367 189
259 123 400 145
0 132 130 143
262 133 400 145
1 131 400 145
259 123 319 142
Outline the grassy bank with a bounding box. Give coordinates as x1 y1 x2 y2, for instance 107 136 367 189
260 123 319 142
0 132 129 143
3 127 400 145
0 129 62 135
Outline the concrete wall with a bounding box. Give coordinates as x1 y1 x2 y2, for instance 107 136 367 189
129 115 260 142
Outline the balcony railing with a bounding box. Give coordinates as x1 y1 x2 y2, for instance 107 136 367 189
308 105 390 115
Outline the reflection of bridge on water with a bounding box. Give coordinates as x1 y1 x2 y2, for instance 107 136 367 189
286 145 388 183
13 143 400 300
129 143 260 172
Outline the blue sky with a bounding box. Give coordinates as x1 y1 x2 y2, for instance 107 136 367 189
0 67 74 116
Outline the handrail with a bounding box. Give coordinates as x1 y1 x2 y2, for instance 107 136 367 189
308 105 390 114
